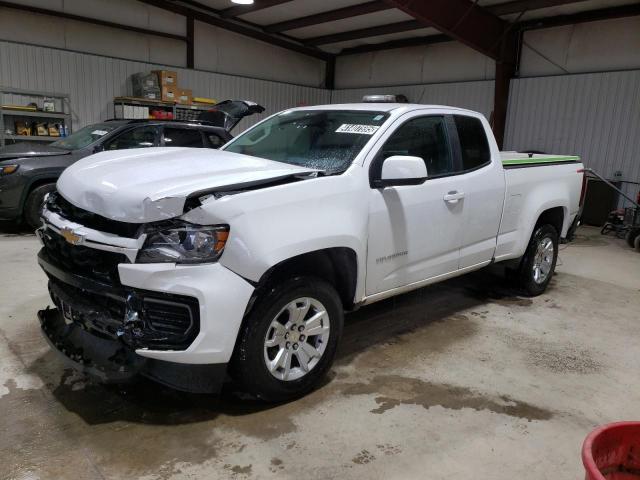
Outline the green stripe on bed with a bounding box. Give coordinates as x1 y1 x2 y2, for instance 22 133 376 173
502 156 580 166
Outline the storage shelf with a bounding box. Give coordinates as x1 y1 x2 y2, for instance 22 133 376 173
1 88 72 147
114 96 214 120
1 108 70 119
115 96 173 107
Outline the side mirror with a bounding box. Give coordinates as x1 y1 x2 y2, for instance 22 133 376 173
375 155 428 188
93 144 104 153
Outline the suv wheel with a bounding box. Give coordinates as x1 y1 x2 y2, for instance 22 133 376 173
625 227 640 249
230 276 343 402
24 184 56 230
517 224 559 296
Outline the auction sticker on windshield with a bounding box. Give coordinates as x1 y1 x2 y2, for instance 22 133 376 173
336 124 380 135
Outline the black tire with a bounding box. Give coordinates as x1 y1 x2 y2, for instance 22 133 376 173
634 234 640 253
24 183 56 230
517 224 559 297
230 276 343 402
625 227 640 249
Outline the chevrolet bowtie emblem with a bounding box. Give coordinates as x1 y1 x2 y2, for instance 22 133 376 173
60 227 84 246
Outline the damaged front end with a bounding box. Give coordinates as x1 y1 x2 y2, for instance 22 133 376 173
36 219 225 393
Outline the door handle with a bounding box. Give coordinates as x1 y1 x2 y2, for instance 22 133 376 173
443 191 465 203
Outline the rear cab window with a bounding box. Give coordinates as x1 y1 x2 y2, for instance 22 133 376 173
453 115 491 171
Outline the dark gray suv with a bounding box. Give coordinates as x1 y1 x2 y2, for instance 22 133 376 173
0 100 264 228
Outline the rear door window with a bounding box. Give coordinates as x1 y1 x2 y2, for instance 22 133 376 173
163 128 205 148
453 115 490 171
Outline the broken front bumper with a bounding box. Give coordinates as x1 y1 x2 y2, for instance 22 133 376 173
38 307 227 393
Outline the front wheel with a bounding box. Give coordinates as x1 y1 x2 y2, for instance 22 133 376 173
24 183 56 230
517 224 559 296
230 276 343 402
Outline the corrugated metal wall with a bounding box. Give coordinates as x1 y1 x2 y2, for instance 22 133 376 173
2 40 638 204
330 80 495 119
0 40 330 133
505 70 640 205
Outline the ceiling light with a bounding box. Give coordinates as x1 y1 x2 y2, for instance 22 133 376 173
231 0 254 4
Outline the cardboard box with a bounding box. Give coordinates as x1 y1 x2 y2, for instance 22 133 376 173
15 121 31 136
153 70 177 87
176 89 192 105
161 85 178 103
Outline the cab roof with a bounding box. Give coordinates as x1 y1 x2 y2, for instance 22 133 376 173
286 103 481 116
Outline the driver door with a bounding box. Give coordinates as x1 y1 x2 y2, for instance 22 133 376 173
365 113 465 296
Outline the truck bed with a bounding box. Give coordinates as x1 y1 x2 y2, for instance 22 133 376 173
500 152 581 168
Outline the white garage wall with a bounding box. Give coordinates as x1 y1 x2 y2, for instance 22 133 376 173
520 16 640 77
0 1 327 87
504 69 640 203
0 3 187 67
335 42 495 89
330 80 495 119
194 21 326 87
0 40 330 132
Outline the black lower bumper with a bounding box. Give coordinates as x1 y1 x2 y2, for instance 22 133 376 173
38 307 227 394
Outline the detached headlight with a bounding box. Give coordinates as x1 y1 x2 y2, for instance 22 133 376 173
137 223 229 264
0 165 19 176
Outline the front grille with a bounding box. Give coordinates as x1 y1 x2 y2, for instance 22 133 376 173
46 192 142 238
41 228 129 285
47 277 200 350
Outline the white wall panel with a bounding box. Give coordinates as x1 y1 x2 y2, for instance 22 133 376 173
520 17 640 77
0 8 66 49
0 3 325 86
194 21 326 88
330 80 495 119
504 70 640 196
335 42 495 89
0 40 330 133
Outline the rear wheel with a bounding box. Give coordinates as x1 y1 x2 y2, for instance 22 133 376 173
517 224 559 296
230 276 343 402
24 183 56 230
634 234 640 253
625 227 640 249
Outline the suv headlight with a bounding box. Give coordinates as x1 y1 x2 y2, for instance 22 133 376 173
137 223 229 264
0 165 19 176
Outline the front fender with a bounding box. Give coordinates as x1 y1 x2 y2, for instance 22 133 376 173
182 170 370 302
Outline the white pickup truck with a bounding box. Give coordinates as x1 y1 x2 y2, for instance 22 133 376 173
37 103 584 401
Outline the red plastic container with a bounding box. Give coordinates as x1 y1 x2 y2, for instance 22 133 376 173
582 422 640 479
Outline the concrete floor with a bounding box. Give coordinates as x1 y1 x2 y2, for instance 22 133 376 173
1 225 639 480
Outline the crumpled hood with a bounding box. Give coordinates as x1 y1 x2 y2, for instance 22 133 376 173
56 147 317 223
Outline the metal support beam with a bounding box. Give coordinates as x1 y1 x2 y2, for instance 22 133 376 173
340 34 451 56
381 0 510 60
520 3 640 30
220 0 294 19
0 0 187 42
186 16 195 68
139 0 331 60
266 0 588 35
325 57 336 90
305 20 424 46
265 1 392 33
488 0 589 16
492 31 519 149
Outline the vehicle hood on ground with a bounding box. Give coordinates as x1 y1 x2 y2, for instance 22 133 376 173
0 142 70 160
56 147 318 223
